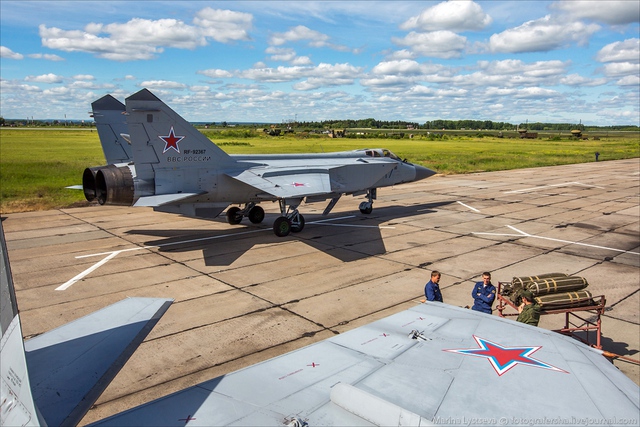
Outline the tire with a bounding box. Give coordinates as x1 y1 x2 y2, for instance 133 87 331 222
226 207 243 224
359 203 373 214
248 205 265 224
291 214 305 233
273 216 291 237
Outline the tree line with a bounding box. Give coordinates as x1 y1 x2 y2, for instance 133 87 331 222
1 116 638 131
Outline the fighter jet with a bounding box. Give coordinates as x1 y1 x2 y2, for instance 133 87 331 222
81 89 435 237
2 218 638 426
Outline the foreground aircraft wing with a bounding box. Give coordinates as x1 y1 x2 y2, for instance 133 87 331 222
25 298 173 426
91 302 639 426
0 222 173 427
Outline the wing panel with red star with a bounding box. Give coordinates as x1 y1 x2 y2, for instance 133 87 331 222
89 302 639 426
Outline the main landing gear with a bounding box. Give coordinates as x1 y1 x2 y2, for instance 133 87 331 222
273 199 305 237
359 188 376 214
226 202 265 225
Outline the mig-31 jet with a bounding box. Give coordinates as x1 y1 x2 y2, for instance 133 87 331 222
82 89 436 237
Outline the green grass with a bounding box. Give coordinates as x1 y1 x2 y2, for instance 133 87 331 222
1 128 638 213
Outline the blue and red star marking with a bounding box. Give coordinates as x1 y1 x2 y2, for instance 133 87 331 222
443 335 568 376
159 126 185 153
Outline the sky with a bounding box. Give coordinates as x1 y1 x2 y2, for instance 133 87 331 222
1 0 639 125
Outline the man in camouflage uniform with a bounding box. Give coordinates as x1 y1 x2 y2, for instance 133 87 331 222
517 290 541 326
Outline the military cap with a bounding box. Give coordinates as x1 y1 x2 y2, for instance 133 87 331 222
521 290 534 301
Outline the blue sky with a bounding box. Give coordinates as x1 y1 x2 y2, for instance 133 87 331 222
1 1 638 125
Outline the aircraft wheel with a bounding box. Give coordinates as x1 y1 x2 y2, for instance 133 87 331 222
248 205 265 224
359 202 373 214
291 214 305 233
273 216 291 237
226 207 243 224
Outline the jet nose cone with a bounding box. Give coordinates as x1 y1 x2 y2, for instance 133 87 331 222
414 164 436 181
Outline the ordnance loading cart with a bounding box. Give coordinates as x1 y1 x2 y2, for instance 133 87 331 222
496 273 606 349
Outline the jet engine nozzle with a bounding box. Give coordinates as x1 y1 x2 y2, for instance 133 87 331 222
96 165 135 205
82 165 147 206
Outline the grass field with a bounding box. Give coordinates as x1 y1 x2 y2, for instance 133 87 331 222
1 128 638 213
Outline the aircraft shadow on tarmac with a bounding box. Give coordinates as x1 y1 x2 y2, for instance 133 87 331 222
125 201 455 266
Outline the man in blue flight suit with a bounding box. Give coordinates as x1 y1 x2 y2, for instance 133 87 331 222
471 272 496 314
424 270 443 302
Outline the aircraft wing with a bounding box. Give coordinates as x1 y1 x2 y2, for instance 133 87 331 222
134 192 206 207
227 169 332 198
24 297 173 427
90 302 639 426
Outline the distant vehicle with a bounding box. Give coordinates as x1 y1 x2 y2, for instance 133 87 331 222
82 89 436 237
2 219 638 426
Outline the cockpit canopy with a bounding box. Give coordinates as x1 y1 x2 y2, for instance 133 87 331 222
363 149 400 160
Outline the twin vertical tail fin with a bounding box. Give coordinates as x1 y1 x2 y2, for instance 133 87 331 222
84 89 237 207
91 95 133 165
125 89 237 179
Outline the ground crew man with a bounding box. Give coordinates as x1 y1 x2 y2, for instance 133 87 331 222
471 272 496 314
517 290 541 326
424 270 443 302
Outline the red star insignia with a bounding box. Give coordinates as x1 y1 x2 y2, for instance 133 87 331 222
159 126 185 153
290 182 307 187
443 335 568 376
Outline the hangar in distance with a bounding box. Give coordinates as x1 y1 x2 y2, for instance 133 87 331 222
82 89 436 237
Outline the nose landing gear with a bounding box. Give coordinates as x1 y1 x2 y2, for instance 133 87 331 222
359 188 376 214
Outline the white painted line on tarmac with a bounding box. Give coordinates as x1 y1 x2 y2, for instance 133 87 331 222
56 251 120 291
505 181 604 194
457 201 481 213
315 223 395 229
474 225 640 255
58 215 363 290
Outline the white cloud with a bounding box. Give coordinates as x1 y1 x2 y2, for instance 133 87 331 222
238 63 362 90
264 46 312 65
197 69 234 79
193 8 253 43
616 75 640 86
27 53 64 61
560 74 607 87
39 8 253 61
270 25 329 46
189 85 211 92
268 25 353 52
0 79 40 92
291 56 312 66
385 49 417 60
489 15 600 53
139 80 188 90
477 59 568 79
596 39 640 63
551 1 640 25
24 73 64 84
372 59 424 76
392 31 467 59
73 74 95 81
601 62 640 78
401 0 492 32
1 46 24 59
512 87 561 99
